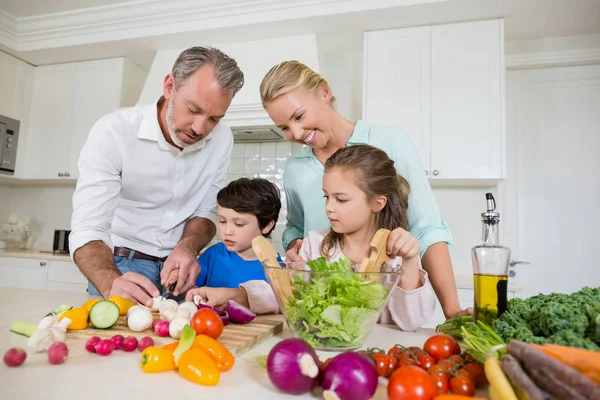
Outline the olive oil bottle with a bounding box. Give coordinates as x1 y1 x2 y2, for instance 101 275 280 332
472 193 511 325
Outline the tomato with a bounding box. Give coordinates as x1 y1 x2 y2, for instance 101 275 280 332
465 362 486 388
388 365 437 400
447 354 465 365
321 357 333 371
430 373 448 395
408 346 427 357
428 364 451 381
372 354 393 377
190 309 224 339
397 357 419 367
417 354 435 370
449 376 476 397
423 334 461 363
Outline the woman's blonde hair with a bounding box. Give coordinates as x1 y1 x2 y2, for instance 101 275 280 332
320 145 411 260
260 60 335 107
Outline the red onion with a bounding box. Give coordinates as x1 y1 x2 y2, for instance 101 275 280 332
195 304 230 325
322 352 378 400
226 300 256 324
266 338 320 395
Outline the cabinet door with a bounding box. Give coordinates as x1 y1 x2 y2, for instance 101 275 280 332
0 52 33 120
26 64 77 179
47 260 88 285
363 27 431 171
430 20 503 180
0 257 48 290
68 59 123 179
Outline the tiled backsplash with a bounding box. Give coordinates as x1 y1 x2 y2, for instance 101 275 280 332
214 141 304 255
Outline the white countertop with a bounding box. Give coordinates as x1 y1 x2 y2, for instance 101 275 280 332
0 287 491 399
0 249 72 261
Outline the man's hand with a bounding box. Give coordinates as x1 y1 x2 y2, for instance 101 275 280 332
108 272 160 307
185 287 248 309
160 247 200 296
285 238 305 263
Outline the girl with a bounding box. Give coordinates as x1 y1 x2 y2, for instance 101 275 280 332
260 60 470 319
298 144 435 331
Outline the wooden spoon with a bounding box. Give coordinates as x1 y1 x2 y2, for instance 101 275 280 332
358 229 391 273
252 236 293 300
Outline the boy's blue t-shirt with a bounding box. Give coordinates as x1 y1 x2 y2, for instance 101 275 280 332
195 242 279 288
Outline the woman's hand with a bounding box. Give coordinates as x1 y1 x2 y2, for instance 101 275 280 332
387 227 420 260
285 238 306 263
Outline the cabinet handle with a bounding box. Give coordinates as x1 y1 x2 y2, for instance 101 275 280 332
509 260 530 268
40 262 47 267
509 270 516 277
432 170 439 176
58 172 64 177
64 172 70 177
425 170 429 176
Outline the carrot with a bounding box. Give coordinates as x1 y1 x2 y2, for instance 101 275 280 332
500 354 546 400
523 363 586 400
484 357 519 400
533 343 600 385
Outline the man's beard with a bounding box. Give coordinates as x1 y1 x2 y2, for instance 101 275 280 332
166 96 190 149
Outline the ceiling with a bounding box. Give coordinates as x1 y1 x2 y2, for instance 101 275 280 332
1 0 599 67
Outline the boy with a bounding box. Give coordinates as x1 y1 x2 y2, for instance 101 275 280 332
185 178 281 314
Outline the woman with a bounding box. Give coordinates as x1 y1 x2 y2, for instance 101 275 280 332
259 61 471 319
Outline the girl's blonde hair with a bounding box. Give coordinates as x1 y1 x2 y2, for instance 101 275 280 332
320 145 411 259
260 60 335 107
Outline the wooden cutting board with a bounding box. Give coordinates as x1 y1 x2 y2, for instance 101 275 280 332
66 315 284 357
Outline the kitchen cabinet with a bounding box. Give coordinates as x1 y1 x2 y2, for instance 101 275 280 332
24 58 147 180
0 257 48 290
363 19 505 184
0 52 33 122
47 260 89 294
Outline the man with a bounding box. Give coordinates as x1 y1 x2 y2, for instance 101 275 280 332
70 47 244 308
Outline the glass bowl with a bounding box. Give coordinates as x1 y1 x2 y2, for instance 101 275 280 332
263 261 402 351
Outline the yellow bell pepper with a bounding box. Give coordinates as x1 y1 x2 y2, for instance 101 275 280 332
140 346 176 373
58 307 89 330
82 299 102 312
107 296 136 315
178 348 220 386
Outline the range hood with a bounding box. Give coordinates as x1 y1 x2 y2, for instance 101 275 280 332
137 34 320 142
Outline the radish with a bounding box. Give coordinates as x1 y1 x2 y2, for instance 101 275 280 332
4 347 27 367
151 319 161 331
321 352 378 400
85 336 101 353
122 336 138 352
153 320 170 337
95 339 115 356
138 336 154 351
47 342 69 365
111 334 124 350
266 338 320 395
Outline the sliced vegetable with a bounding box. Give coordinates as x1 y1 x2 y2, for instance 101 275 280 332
500 354 546 400
10 320 37 337
323 352 378 400
266 338 320 395
58 307 89 330
178 348 220 386
140 346 176 373
507 340 600 400
47 342 68 365
89 300 120 329
388 365 436 400
533 343 600 385
3 348 27 367
226 300 256 324
484 357 518 400
192 334 235 372
173 324 196 366
46 304 73 317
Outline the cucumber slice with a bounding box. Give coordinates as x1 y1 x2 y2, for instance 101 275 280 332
89 300 120 329
45 304 73 317
10 320 38 337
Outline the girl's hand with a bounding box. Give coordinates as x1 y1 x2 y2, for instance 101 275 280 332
185 287 249 309
386 227 420 260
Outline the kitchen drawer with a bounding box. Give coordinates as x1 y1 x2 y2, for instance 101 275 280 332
0 257 48 290
46 281 89 294
47 261 88 285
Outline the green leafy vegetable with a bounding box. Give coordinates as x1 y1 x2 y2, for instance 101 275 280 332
284 257 389 348
492 286 600 350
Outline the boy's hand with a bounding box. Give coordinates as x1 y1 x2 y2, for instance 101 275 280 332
387 227 420 260
185 287 249 309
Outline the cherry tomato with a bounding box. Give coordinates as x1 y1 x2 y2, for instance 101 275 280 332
397 357 419 367
388 365 437 400
372 354 393 377
190 309 224 339
447 354 465 365
408 346 427 357
462 352 475 363
428 364 451 381
449 376 476 397
423 334 461 363
465 362 486 388
431 373 448 395
388 345 411 360
417 354 435 370
321 357 333 371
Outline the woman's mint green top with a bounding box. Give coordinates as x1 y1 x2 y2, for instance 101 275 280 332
282 120 452 258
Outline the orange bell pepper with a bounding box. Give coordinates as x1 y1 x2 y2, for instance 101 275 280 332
58 307 89 330
140 346 176 373
161 341 179 352
192 334 235 372
178 348 220 386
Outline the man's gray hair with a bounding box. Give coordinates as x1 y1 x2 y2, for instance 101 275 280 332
172 46 244 97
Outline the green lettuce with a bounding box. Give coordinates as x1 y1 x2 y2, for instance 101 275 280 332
284 257 389 348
